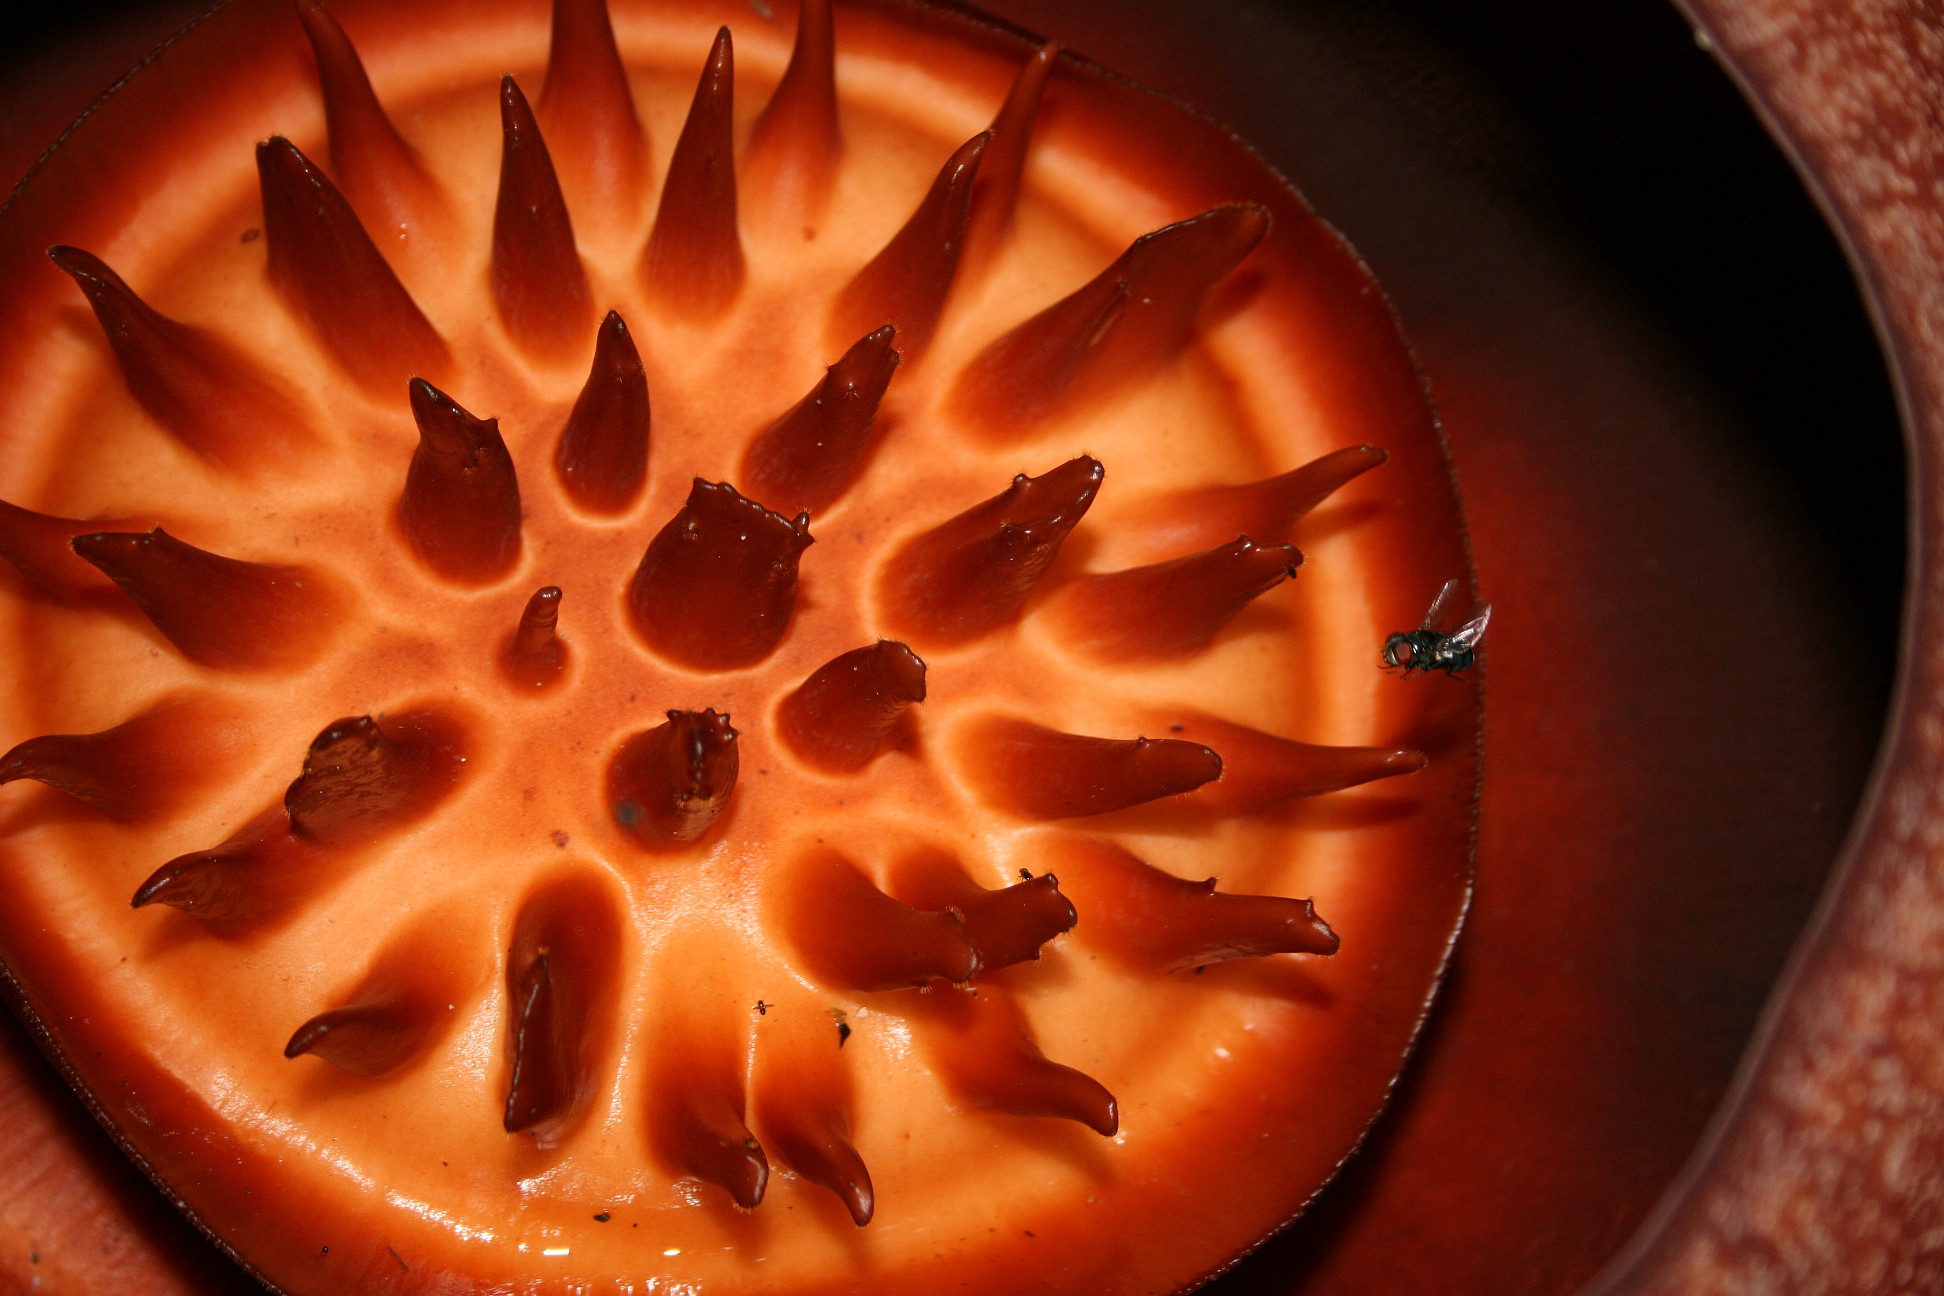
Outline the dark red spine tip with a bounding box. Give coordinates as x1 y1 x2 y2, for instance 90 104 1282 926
607 709 740 849
555 310 651 514
504 873 624 1142
493 75 594 358
502 586 568 689
397 378 523 585
627 480 813 670
878 455 1102 647
643 28 745 318
740 325 901 516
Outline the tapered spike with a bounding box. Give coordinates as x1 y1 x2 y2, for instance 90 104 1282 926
0 697 245 824
294 0 447 241
283 710 470 847
48 246 310 472
502 586 567 690
607 709 739 849
537 0 648 214
740 325 900 516
742 0 840 229
962 43 1061 275
1051 836 1339 970
627 480 812 669
775 640 925 772
643 29 745 319
830 132 989 363
952 205 1269 435
131 806 311 926
504 872 624 1142
1043 536 1301 661
889 849 1075 974
492 77 594 359
878 456 1102 647
646 977 768 1208
1162 712 1426 816
962 716 1220 819
397 378 523 585
69 528 334 671
284 1004 426 1077
774 848 976 990
554 311 650 515
257 136 448 393
749 990 873 1225
0 499 133 599
913 984 1117 1135
1130 445 1389 561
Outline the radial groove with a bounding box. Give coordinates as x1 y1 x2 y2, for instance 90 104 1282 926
1043 536 1302 660
740 325 901 516
554 310 651 514
48 246 310 472
775 639 925 772
607 709 739 849
69 528 335 671
397 378 523 585
627 480 812 670
952 205 1269 436
961 716 1221 820
830 132 989 363
257 136 448 393
492 76 593 358
643 28 744 319
878 455 1102 647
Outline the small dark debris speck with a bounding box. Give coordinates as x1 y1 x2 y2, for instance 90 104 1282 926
321 1246 329 1256
1024 1230 1036 1238
387 1245 408 1271
615 801 642 827
836 1021 851 1048
28 1251 38 1265
240 227 261 243
594 1212 611 1223
1170 723 1185 733
551 830 570 848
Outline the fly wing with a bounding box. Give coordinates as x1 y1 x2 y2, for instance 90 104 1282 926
1420 578 1461 631
1447 604 1492 650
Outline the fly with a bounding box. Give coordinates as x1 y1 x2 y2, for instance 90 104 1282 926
1382 579 1490 678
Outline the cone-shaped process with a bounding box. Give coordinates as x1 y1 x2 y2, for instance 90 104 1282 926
890 851 1075 973
749 1002 873 1225
1044 536 1301 660
961 716 1221 819
774 848 977 991
830 132 989 363
607 709 739 849
742 0 839 227
740 325 901 516
963 43 1060 275
1129 445 1388 561
953 205 1268 436
1163 713 1425 816
70 528 335 671
284 909 486 1078
49 246 310 472
776 640 925 772
554 311 650 515
504 872 623 1142
294 0 447 243
1053 837 1340 970
878 456 1101 647
397 378 523 585
283 711 470 847
0 500 136 599
628 480 812 670
536 0 647 212
502 586 568 690
643 28 744 318
256 136 448 393
912 985 1117 1134
646 975 769 1208
492 76 592 358
0 697 245 824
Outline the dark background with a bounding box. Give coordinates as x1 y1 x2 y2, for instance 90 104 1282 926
0 1 1906 1292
